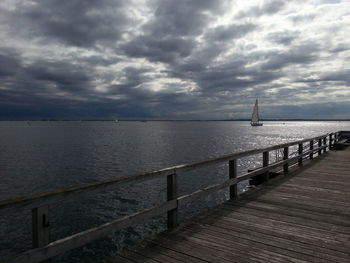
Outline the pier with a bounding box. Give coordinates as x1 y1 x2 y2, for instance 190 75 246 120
1 131 349 262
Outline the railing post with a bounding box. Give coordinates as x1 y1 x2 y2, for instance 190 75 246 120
329 134 333 150
283 146 289 173
309 140 314 160
298 143 303 166
263 151 269 182
32 205 50 249
229 159 238 200
167 172 178 229
323 136 327 153
318 138 322 156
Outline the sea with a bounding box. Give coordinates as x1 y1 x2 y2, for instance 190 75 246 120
1 121 349 262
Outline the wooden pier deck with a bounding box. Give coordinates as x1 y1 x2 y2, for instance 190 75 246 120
106 147 350 262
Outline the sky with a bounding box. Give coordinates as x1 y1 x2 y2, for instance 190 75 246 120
0 0 349 120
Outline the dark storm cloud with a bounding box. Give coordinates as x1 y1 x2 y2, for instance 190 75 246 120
0 49 94 109
321 70 350 85
146 0 225 37
11 0 129 47
260 43 320 71
120 0 226 63
198 66 281 94
266 31 299 45
121 35 196 63
236 0 286 18
0 48 23 77
26 60 92 92
204 23 257 43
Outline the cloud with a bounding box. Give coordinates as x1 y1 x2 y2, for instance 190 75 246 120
5 0 130 47
266 31 299 45
0 0 349 120
121 35 196 63
236 0 287 18
204 23 257 43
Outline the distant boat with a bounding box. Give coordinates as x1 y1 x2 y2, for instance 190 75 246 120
251 99 263 126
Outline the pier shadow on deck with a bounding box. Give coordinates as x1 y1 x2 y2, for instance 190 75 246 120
105 147 350 263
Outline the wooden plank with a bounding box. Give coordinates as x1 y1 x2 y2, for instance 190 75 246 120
167 173 178 229
263 151 269 182
285 177 350 192
182 222 349 263
298 142 303 165
245 191 350 217
197 217 350 262
197 213 350 258
148 235 235 263
283 146 289 173
32 206 50 248
219 205 350 243
125 242 205 263
2 200 177 263
118 250 160 263
152 232 288 263
318 138 321 155
102 254 135 263
271 183 350 199
177 225 320 263
229 159 237 200
263 185 350 203
309 140 314 159
227 200 350 228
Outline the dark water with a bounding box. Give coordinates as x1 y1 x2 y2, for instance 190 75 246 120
1 121 349 262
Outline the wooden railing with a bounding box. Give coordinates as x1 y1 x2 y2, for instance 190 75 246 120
0 131 341 263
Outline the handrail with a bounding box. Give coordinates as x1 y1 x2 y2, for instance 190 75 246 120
0 131 341 263
0 133 336 212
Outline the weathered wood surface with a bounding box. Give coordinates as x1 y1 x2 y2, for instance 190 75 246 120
106 147 350 263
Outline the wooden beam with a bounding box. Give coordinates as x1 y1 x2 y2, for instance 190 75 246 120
32 206 50 248
309 140 314 160
263 151 269 182
318 138 322 156
283 146 289 173
167 173 178 229
229 159 238 200
298 143 303 166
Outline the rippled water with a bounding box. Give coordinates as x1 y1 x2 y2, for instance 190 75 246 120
1 121 349 262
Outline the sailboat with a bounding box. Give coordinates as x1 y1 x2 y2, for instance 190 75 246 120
251 99 263 126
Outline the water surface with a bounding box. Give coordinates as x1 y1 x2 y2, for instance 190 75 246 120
1 121 349 262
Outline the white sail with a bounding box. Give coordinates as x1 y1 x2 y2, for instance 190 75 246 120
251 99 262 126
